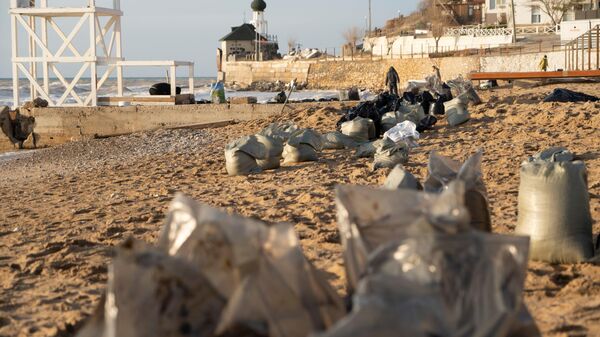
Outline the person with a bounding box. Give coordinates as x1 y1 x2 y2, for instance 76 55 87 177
385 66 400 96
539 55 549 72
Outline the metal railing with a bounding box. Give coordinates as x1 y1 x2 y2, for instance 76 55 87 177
444 24 560 36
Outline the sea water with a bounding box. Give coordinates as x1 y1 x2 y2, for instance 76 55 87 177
0 77 342 107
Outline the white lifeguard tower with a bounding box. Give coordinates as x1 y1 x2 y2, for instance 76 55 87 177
9 0 195 108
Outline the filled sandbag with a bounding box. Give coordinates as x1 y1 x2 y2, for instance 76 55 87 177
76 239 226 337
258 122 299 142
515 153 594 263
224 136 267 176
444 98 470 126
381 112 398 132
373 140 409 170
328 183 540 337
321 131 358 150
341 117 376 142
159 195 345 337
283 129 322 163
354 137 394 158
255 134 284 170
383 165 422 190
424 150 492 232
397 103 425 125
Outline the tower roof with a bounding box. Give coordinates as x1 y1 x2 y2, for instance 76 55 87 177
251 0 266 12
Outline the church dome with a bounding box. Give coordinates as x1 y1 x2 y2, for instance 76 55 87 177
251 0 266 12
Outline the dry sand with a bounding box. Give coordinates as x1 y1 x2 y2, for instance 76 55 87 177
0 82 599 337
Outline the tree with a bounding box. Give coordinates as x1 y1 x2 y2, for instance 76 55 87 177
534 0 586 25
431 21 446 53
287 37 297 54
342 26 363 51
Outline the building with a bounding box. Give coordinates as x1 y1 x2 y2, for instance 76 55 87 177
437 0 485 25
219 0 279 61
483 0 598 25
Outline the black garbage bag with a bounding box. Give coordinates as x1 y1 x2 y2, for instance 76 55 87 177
416 115 437 133
150 82 182 95
336 102 383 137
543 88 599 103
348 87 360 101
418 91 435 115
432 92 453 115
275 91 287 103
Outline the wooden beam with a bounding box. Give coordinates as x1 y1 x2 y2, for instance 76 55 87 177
469 70 600 80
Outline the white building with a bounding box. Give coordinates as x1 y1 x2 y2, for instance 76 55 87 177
483 0 598 26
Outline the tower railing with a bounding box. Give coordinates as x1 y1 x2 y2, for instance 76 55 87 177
564 24 600 71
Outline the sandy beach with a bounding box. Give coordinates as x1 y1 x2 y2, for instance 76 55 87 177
0 82 599 336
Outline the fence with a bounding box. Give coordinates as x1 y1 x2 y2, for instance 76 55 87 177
444 24 560 36
564 24 600 70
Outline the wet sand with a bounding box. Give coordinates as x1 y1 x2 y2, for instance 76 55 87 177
0 82 599 336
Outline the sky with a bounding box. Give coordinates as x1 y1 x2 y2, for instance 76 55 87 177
0 0 418 78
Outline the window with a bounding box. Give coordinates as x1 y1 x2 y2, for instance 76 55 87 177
468 5 474 16
489 0 495 10
497 0 505 6
532 6 541 23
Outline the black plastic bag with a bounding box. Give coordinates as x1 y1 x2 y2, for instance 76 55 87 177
150 82 181 95
543 88 599 103
416 115 437 133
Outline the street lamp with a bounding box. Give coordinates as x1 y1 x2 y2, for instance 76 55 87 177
368 0 372 32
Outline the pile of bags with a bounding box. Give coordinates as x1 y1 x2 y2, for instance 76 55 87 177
78 195 346 337
326 181 540 337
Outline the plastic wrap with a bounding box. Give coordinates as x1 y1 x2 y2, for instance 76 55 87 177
383 121 420 145
515 152 594 263
424 150 492 232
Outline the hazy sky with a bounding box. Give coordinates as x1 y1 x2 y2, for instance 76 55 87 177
0 1 418 77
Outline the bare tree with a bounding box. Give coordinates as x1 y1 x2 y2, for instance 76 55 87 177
431 21 446 53
287 37 297 54
534 0 586 25
342 26 364 51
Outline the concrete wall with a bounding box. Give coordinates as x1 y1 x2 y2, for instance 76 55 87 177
0 102 351 151
224 60 314 86
365 34 513 57
307 56 481 90
480 50 566 72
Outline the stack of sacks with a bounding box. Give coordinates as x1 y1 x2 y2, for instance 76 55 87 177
340 117 376 142
321 131 358 150
424 150 492 232
317 182 540 337
283 129 323 163
224 136 267 176
258 122 299 142
515 147 595 263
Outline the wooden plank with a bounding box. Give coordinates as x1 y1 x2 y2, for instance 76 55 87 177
10 7 123 17
98 96 176 103
167 120 237 130
469 70 600 80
